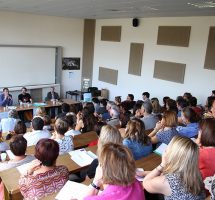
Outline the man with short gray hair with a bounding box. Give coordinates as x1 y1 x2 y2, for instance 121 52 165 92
141 102 159 130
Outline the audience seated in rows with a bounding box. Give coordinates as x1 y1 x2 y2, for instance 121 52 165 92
19 139 69 199
176 107 200 138
84 143 145 200
0 135 34 171
24 117 51 146
141 102 159 130
143 135 205 199
149 110 178 145
0 109 20 133
51 118 73 154
122 118 152 160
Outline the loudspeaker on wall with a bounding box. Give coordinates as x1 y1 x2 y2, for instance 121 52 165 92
132 18 139 27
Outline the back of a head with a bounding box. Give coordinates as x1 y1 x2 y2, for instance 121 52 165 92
14 121 27 135
64 114 76 128
199 118 215 147
142 92 150 98
183 92 192 101
85 102 95 114
32 117 44 131
164 135 202 195
43 115 51 126
61 103 70 113
128 94 134 101
92 97 100 104
182 107 199 123
189 96 198 107
99 143 135 186
55 118 69 135
151 98 161 114
162 110 178 127
10 135 27 156
110 108 119 118
212 90 215 96
125 118 149 145
35 107 46 117
98 125 122 150
207 96 215 110
8 109 18 119
176 98 189 109
163 96 170 105
100 99 108 107
142 102 153 114
35 138 59 167
166 99 178 114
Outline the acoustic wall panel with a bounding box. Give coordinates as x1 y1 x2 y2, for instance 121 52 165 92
128 43 144 76
99 67 118 85
157 26 191 47
204 27 215 70
154 60 186 83
101 26 121 42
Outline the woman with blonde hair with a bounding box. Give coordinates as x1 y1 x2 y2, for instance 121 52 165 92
123 118 152 160
70 125 122 182
143 135 204 199
149 110 178 145
84 143 145 200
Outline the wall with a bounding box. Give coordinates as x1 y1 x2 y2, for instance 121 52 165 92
0 11 84 98
92 16 215 105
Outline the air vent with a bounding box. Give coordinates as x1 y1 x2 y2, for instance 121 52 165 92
187 1 215 8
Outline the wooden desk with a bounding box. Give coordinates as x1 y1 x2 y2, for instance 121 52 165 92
0 145 97 200
73 131 98 149
26 131 98 155
135 153 161 171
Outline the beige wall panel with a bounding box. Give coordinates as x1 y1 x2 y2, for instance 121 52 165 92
154 60 186 83
99 67 118 85
101 26 121 42
128 43 144 76
157 26 191 47
204 27 215 70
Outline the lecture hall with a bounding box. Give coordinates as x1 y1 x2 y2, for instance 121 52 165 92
0 0 215 200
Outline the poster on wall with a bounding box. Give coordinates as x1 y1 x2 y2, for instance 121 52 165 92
62 57 80 70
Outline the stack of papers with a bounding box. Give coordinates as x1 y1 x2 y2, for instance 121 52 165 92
69 149 97 167
55 181 88 200
153 143 168 156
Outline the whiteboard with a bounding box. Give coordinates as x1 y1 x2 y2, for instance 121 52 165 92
0 47 56 88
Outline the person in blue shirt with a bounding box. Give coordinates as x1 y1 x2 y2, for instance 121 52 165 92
177 107 200 138
0 88 13 107
123 118 152 160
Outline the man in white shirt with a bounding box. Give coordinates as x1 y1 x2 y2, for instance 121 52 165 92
24 117 51 146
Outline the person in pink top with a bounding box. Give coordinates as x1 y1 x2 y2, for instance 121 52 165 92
84 143 145 200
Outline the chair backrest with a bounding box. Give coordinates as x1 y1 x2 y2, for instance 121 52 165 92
73 131 98 149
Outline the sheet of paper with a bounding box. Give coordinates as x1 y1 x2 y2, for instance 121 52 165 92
6 150 15 160
55 181 88 200
69 149 97 167
135 168 144 182
153 143 168 156
17 162 30 174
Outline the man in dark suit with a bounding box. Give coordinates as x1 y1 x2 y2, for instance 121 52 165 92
46 87 60 101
